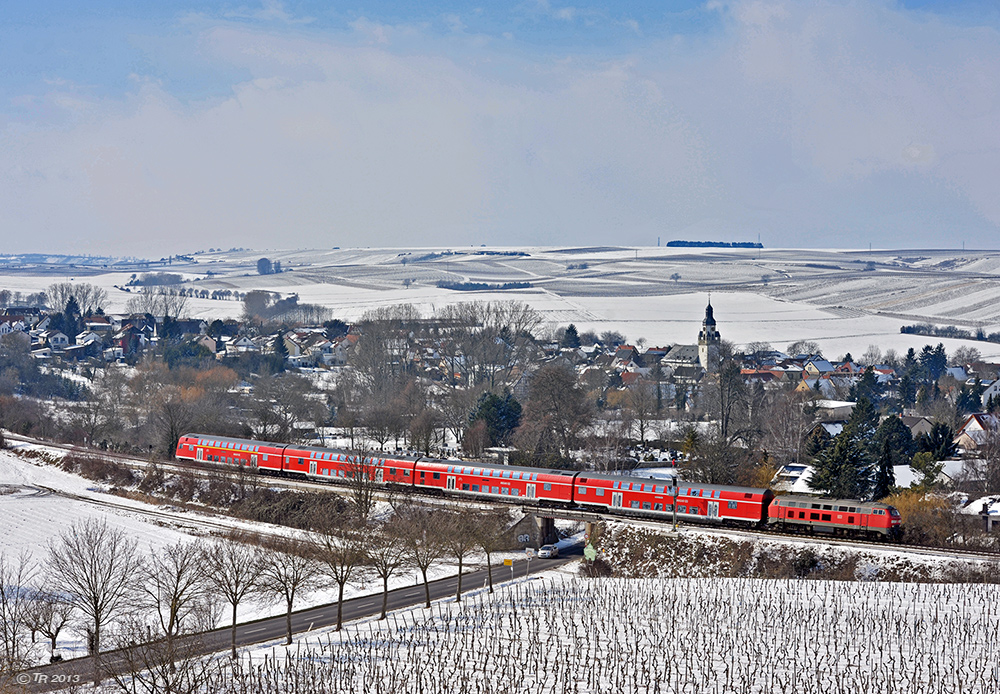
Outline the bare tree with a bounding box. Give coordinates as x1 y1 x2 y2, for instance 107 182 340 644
200 536 261 659
366 524 409 620
345 455 382 521
0 551 35 675
521 362 593 459
24 589 73 662
47 282 108 314
139 541 211 669
396 505 445 609
472 510 513 594
257 538 322 645
107 617 213 694
625 380 658 446
47 518 141 656
316 516 369 631
440 510 478 603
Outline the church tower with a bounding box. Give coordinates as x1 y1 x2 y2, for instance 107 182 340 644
698 299 721 372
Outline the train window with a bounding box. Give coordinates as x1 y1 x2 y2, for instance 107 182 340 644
472 485 479 492
811 503 820 509
630 501 640 508
728 501 738 509
690 507 699 515
744 493 753 499
389 468 396 475
462 484 470 491
800 512 806 519
596 488 605 496
654 503 663 511
678 506 687 513
838 506 848 512
492 486 499 494
420 471 425 478
578 487 587 495
511 489 519 497
532 474 538 481
848 516 854 523
642 502 651 510
822 505 832 511
503 471 511 479
433 473 441 480
821 514 831 521
543 483 552 491
404 470 410 476
810 513 819 520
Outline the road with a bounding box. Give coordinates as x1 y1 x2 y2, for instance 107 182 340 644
13 548 581 692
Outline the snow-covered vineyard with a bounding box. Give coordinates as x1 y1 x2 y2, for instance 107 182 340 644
203 576 1000 694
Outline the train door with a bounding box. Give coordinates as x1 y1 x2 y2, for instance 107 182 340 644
196 448 203 462
376 467 384 484
707 501 720 519
526 484 536 500
309 461 317 476
446 476 456 490
612 492 624 508
250 454 257 468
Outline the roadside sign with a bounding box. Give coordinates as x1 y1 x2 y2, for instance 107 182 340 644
503 559 513 566
525 547 536 558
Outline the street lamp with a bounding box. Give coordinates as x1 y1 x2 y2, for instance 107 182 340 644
671 475 679 532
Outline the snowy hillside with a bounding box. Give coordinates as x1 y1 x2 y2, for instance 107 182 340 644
4 246 999 359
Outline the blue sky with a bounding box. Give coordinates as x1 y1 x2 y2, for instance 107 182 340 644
2 1 999 255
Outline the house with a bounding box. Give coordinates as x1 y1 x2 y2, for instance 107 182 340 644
39 330 69 350
813 399 856 421
193 334 219 354
75 330 104 346
804 359 836 376
980 380 1000 409
900 415 934 438
954 413 998 451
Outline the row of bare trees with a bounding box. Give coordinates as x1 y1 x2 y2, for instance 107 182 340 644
0 503 515 688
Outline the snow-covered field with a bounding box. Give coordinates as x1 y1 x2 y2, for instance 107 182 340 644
203 574 1000 694
4 246 1000 359
0 444 560 663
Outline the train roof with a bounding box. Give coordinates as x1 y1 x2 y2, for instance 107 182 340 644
776 495 894 509
577 471 770 494
183 433 280 451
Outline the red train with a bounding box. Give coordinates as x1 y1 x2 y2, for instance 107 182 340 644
174 434 902 539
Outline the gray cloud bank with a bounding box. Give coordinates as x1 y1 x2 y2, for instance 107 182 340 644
2 1 999 256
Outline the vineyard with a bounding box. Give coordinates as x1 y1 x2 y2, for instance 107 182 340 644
206 576 1000 694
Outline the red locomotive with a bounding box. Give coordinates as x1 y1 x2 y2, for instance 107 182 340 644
174 433 902 539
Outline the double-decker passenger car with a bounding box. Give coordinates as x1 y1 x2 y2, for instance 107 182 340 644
574 473 773 526
175 434 286 473
767 494 902 538
410 459 576 504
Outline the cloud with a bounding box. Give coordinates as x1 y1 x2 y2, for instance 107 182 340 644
1 1 999 255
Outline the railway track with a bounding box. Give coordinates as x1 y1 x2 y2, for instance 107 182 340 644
4 433 998 561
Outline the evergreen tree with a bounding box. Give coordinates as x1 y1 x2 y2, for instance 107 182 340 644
809 435 870 499
842 396 878 447
273 332 289 360
956 379 984 415
468 390 522 447
804 426 832 458
897 372 916 408
849 367 883 404
873 416 916 467
560 324 581 349
870 437 896 501
902 347 917 373
917 422 957 461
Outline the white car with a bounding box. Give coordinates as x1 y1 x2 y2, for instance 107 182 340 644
538 544 559 559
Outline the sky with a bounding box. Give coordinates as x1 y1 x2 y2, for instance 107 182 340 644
2 0 999 257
